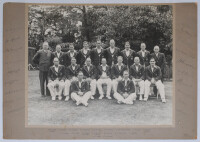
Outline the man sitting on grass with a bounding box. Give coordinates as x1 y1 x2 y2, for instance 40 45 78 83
71 71 92 106
47 57 65 100
113 70 136 104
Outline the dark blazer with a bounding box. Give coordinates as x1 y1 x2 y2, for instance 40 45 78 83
60 51 78 67
145 65 162 81
117 79 135 94
53 51 64 65
81 65 97 79
48 65 66 81
129 64 145 80
103 47 121 66
150 52 166 70
137 50 150 66
77 49 91 67
121 49 138 67
32 50 55 71
111 64 127 79
97 65 111 79
71 81 90 94
66 64 81 80
90 47 104 67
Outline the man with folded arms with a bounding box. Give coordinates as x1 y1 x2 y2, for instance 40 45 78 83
81 58 97 99
111 56 127 93
96 58 112 99
114 70 136 104
47 57 65 101
71 71 92 106
129 57 145 101
144 57 166 103
64 57 80 101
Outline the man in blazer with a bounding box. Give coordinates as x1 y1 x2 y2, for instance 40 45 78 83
129 57 145 101
144 58 166 103
96 58 112 99
53 44 64 65
60 43 78 67
47 58 65 100
32 41 55 96
114 70 136 104
137 43 150 67
77 41 91 67
71 71 92 106
151 46 166 81
121 41 138 68
90 39 105 67
111 56 128 93
81 58 97 99
103 39 121 66
64 57 81 101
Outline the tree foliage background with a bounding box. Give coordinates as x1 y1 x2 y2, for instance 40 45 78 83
28 5 172 61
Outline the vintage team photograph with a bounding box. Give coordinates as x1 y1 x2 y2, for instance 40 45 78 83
27 4 173 125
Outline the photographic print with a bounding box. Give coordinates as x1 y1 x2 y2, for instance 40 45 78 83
27 4 173 126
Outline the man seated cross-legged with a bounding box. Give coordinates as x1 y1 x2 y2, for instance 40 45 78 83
144 57 166 103
114 70 136 104
96 58 112 99
71 71 92 106
47 57 65 101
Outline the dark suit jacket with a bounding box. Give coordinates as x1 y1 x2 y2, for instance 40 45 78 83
117 79 135 94
97 65 111 79
145 65 162 81
32 50 55 71
103 47 121 66
71 81 90 94
53 51 64 65
121 49 138 67
137 50 150 66
129 64 145 80
77 49 91 67
66 64 81 80
111 64 127 79
81 65 97 79
60 51 78 67
150 52 166 70
90 47 104 67
48 65 66 81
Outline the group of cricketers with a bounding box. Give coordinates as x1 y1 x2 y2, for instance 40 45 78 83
32 39 167 106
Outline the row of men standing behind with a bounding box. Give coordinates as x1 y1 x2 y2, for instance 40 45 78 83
32 39 166 104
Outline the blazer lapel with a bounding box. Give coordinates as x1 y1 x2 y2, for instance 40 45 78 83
84 66 90 74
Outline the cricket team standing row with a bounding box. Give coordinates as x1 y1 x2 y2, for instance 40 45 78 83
32 39 167 106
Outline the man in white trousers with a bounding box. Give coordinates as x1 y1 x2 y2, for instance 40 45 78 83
111 56 128 93
81 58 97 99
96 58 112 99
114 70 136 104
71 71 92 106
144 57 166 103
47 58 65 100
64 57 81 101
129 57 145 101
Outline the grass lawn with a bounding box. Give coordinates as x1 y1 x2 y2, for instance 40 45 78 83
28 70 173 126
